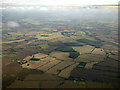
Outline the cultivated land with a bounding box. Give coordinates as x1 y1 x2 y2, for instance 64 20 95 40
49 51 73 61
2 6 119 88
72 45 95 54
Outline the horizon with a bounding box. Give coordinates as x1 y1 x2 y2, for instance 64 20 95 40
1 0 119 6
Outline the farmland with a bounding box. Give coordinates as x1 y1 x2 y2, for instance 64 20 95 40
2 5 119 88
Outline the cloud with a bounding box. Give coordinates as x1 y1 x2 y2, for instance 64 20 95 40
2 0 119 5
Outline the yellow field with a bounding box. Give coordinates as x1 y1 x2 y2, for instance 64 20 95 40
72 45 95 54
33 53 48 59
49 51 73 61
2 39 25 44
58 63 79 78
46 61 74 74
85 62 98 69
92 48 106 56
38 60 61 71
22 61 48 69
40 56 56 62
75 54 105 62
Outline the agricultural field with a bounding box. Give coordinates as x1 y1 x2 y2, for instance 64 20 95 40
38 60 61 72
2 6 119 88
92 48 106 56
49 51 73 61
40 56 56 62
58 63 79 78
46 61 74 74
72 45 95 54
33 53 48 59
22 60 49 69
75 54 105 62
85 62 98 69
35 32 64 40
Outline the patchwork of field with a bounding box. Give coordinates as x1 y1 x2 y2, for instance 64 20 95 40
21 52 79 78
21 44 108 78
2 7 119 88
58 63 79 78
74 46 106 63
8 72 118 88
38 60 61 71
75 54 105 62
22 61 49 69
46 61 74 74
70 58 120 84
8 73 63 88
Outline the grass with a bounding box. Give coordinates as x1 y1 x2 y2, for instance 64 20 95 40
17 60 28 64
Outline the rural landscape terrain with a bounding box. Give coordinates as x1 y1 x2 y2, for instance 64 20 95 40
1 5 120 88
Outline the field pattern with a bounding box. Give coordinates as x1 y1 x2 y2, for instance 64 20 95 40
46 61 74 74
58 63 79 78
21 46 107 78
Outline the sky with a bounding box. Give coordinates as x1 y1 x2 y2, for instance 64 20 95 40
2 0 119 5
